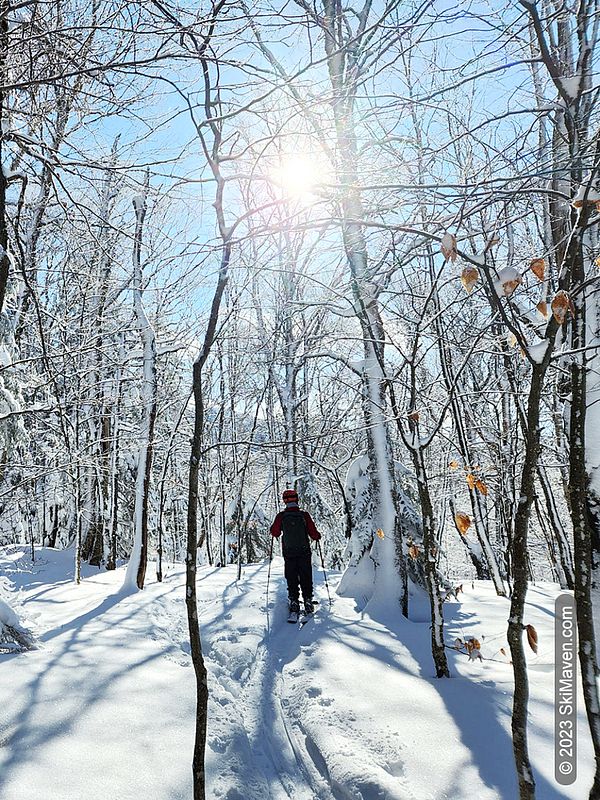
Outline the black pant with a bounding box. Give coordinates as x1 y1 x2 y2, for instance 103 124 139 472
284 551 313 603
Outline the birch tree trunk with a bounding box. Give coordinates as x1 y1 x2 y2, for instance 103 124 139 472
124 178 158 591
106 340 124 572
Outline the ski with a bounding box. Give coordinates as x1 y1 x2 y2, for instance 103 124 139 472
287 599 318 626
299 606 317 627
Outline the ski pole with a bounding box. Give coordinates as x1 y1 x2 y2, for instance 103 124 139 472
316 539 332 609
265 535 274 631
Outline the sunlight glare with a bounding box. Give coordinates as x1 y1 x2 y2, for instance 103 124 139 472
274 156 318 198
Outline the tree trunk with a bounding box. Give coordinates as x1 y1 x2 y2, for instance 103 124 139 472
414 445 450 678
124 181 158 591
434 297 505 592
321 0 405 608
567 214 600 796
187 236 231 799
106 335 124 571
188 359 210 800
507 364 547 800
536 467 574 589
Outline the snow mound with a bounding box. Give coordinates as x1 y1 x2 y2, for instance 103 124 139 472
0 596 36 652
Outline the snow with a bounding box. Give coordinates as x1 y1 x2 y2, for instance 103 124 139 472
344 454 371 499
0 345 11 367
560 76 582 99
326 303 357 318
494 266 522 297
2 166 24 180
0 596 20 627
0 545 594 799
0 583 36 652
440 232 457 261
528 340 549 364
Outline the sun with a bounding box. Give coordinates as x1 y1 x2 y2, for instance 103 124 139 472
273 155 318 198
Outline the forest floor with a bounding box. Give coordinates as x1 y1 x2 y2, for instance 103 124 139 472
0 545 593 800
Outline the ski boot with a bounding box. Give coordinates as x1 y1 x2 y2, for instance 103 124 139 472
287 600 300 624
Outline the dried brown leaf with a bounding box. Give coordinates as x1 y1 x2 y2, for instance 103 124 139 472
525 624 538 654
461 266 479 293
551 290 570 324
454 512 471 535
500 273 523 296
530 258 546 281
475 478 488 496
441 233 457 262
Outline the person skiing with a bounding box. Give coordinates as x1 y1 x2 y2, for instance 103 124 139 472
270 489 321 621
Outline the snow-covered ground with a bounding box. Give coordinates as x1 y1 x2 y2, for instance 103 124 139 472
0 546 593 799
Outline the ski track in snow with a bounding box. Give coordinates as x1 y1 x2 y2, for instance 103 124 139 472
203 567 333 799
0 546 595 800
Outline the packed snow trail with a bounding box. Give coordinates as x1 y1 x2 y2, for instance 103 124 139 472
202 562 328 799
0 545 594 799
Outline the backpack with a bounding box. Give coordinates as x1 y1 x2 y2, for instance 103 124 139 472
281 511 310 556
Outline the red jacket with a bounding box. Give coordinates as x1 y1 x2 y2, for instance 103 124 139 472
271 507 321 541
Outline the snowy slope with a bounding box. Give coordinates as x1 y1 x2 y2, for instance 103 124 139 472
0 546 593 800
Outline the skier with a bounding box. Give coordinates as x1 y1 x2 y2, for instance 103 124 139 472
270 489 321 622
